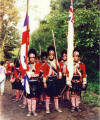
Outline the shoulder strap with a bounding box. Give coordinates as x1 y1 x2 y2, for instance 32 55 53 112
47 62 58 74
62 62 67 66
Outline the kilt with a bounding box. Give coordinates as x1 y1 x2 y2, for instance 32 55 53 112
38 80 44 95
45 76 59 97
59 76 69 93
12 79 23 90
71 81 82 92
26 80 40 98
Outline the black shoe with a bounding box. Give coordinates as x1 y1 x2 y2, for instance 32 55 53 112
76 107 81 112
42 101 45 105
71 107 75 112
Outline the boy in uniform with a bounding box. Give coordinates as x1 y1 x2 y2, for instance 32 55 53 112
67 50 87 112
43 46 62 113
59 50 70 101
25 49 41 116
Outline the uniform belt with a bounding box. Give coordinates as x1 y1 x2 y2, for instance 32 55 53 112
48 75 57 81
72 80 81 83
48 75 57 77
72 75 80 80
30 80 38 82
48 75 56 78
30 77 38 81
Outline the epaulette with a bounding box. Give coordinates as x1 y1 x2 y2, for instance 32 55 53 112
79 61 83 64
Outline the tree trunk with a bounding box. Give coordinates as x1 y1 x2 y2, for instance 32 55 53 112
0 0 4 61
0 0 4 41
0 20 9 61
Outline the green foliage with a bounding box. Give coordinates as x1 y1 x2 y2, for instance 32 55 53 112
87 82 99 95
47 11 68 55
0 0 20 60
74 8 99 49
81 91 100 106
30 0 99 83
31 11 69 57
74 7 99 82
30 22 52 55
82 77 100 106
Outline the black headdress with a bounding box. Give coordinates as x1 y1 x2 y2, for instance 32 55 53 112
61 49 67 57
41 52 47 59
28 49 37 58
47 45 55 56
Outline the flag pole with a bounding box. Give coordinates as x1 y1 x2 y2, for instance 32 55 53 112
27 0 29 31
26 0 29 69
39 42 41 56
20 0 30 78
70 0 72 5
52 30 57 59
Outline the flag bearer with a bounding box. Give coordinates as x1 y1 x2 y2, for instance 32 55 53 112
43 45 62 114
67 50 87 112
25 49 40 116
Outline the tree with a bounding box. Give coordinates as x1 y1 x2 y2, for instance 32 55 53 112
30 0 99 81
0 0 20 61
30 21 52 56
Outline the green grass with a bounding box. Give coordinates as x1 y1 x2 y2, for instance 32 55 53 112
81 81 100 106
87 81 100 95
81 91 100 106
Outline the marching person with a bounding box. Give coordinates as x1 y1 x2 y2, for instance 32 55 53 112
25 49 40 117
43 45 62 114
38 51 47 104
10 59 23 101
5 60 12 81
0 61 6 96
67 50 87 112
59 50 70 101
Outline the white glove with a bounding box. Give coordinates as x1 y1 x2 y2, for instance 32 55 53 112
21 79 24 86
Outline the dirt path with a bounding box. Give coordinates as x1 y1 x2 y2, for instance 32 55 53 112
0 81 100 120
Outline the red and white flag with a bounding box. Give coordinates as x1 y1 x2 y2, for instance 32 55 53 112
67 0 74 83
20 0 30 94
20 0 29 78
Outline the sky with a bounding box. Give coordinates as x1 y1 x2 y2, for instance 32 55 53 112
15 0 51 34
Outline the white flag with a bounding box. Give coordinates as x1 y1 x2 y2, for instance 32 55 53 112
67 0 74 82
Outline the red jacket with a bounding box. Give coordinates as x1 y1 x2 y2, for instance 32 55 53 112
12 68 21 82
6 63 12 75
73 61 87 83
43 60 61 79
59 61 69 77
27 62 41 78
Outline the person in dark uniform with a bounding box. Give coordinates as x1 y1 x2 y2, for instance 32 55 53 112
43 45 62 114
